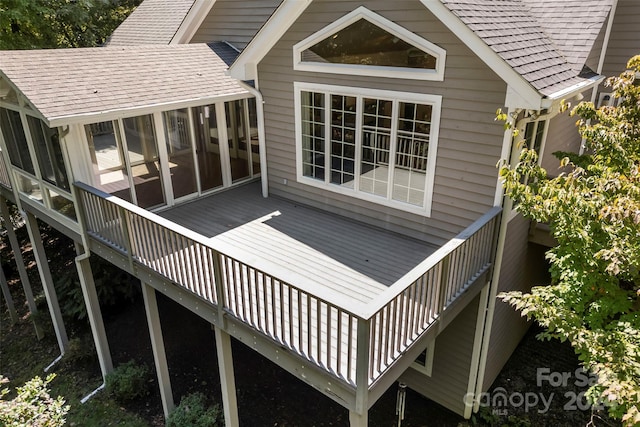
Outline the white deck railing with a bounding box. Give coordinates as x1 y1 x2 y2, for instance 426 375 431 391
0 150 11 189
74 182 500 389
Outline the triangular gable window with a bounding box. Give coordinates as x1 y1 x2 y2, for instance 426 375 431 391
294 7 445 81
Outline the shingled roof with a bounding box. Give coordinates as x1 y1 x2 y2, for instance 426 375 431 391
441 0 612 96
527 0 613 71
106 0 196 46
0 44 249 126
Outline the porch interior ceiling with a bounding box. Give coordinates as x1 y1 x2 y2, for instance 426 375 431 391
0 44 249 126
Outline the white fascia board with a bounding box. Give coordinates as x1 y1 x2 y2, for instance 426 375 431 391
421 0 543 108
228 0 313 80
546 75 606 103
170 0 216 44
48 91 252 128
0 72 50 127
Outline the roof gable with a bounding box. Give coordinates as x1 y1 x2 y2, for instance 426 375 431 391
231 0 608 107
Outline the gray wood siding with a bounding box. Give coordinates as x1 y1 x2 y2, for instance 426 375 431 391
586 20 607 72
541 102 585 176
602 0 640 77
190 0 282 49
257 0 507 246
400 294 481 416
481 214 549 390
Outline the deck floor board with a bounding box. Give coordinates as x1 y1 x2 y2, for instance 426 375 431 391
159 182 437 305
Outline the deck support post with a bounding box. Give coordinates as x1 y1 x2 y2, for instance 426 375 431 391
349 410 368 427
75 244 113 379
24 211 69 353
214 326 239 427
141 281 174 419
0 196 43 338
0 259 18 324
353 317 370 423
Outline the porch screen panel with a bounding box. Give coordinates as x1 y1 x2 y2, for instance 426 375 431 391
27 116 69 191
225 100 251 183
360 98 392 198
330 94 356 188
122 115 165 209
301 91 325 180
393 102 431 206
163 109 197 199
192 105 223 192
0 107 34 175
85 121 132 203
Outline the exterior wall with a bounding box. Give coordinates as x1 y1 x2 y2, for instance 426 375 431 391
481 213 549 390
190 0 282 49
602 0 640 77
257 0 507 246
541 103 584 176
400 294 480 416
585 20 607 73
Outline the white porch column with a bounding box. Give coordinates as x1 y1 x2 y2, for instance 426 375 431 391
0 260 18 324
75 245 113 378
349 410 368 427
24 211 68 352
0 196 43 338
141 281 174 419
214 326 239 427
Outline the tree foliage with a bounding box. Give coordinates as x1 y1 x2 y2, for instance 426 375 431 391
0 0 141 49
499 56 640 425
0 375 69 426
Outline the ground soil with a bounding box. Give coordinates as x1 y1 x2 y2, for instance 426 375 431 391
0 222 617 426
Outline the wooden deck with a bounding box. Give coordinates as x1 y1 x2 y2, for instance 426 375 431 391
159 182 437 306
75 180 500 395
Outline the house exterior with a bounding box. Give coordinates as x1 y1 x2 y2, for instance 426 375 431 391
0 0 638 425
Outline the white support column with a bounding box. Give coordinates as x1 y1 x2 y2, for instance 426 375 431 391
0 261 18 324
214 326 239 427
24 211 69 354
0 196 43 338
75 245 113 378
141 281 174 419
349 410 368 427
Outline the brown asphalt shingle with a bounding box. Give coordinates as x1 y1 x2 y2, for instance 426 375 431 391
107 0 196 46
0 44 248 125
442 0 612 96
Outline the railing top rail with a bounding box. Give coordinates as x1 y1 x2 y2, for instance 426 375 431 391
74 181 371 317
361 206 502 319
75 181 217 248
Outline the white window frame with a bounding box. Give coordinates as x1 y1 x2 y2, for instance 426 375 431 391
294 82 441 216
293 6 446 81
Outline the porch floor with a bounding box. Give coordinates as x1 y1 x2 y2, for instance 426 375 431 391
159 182 437 306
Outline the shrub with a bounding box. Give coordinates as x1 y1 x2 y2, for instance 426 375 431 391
57 255 140 324
167 392 222 427
0 374 69 427
105 360 150 403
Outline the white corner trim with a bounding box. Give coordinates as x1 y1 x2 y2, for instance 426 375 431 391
292 6 446 81
171 0 217 44
421 0 542 107
229 0 313 80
